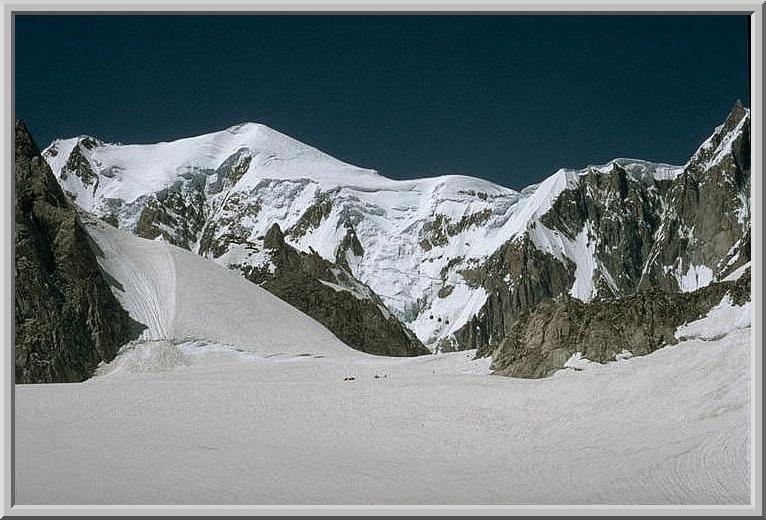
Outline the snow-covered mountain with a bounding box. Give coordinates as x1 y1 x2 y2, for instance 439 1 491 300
43 122 522 351
43 102 751 355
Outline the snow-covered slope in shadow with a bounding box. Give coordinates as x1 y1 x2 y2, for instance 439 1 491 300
85 217 358 358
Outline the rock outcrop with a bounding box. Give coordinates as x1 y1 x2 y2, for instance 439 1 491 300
490 273 750 378
248 224 429 357
455 235 575 355
14 120 142 383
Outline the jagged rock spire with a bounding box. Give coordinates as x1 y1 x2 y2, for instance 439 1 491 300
725 99 748 129
15 119 40 160
264 223 285 249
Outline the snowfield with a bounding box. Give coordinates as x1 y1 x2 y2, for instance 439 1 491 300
85 217 355 358
15 291 751 504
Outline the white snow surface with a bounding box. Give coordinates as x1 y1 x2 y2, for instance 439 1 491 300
676 295 752 342
676 263 715 293
562 351 598 371
723 261 751 282
84 217 355 358
530 220 598 301
16 307 750 504
45 123 385 208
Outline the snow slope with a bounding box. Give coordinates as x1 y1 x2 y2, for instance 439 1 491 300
15 301 751 505
676 294 752 342
84 216 356 358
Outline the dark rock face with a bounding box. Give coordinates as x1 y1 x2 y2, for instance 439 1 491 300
538 163 668 296
197 191 262 259
14 120 142 383
457 103 751 359
251 224 429 357
419 210 494 252
456 235 575 356
491 274 750 378
334 226 364 269
640 101 751 290
136 184 207 249
288 194 333 239
60 142 97 187
457 161 671 356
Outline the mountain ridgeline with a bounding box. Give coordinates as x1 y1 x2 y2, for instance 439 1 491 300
37 101 751 377
456 102 751 361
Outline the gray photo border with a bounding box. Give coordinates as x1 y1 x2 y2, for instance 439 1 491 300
1 1 763 516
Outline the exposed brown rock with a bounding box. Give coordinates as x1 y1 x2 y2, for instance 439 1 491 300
491 274 749 378
14 120 143 383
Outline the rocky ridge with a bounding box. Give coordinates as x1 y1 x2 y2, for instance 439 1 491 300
490 272 750 378
14 121 142 383
455 102 751 361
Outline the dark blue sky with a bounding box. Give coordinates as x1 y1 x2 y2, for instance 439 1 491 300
15 15 749 189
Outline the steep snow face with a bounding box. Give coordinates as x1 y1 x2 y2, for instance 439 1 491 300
48 118 743 350
83 216 356 358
